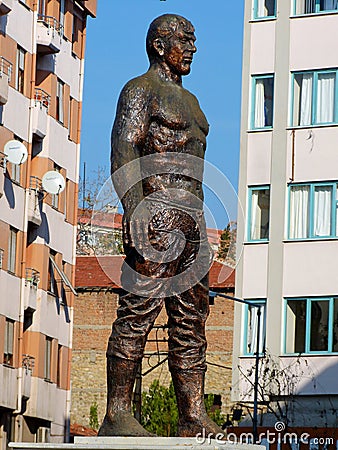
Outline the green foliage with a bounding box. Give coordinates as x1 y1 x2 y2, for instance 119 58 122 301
140 380 178 437
204 394 226 427
89 402 99 430
217 221 237 267
140 380 225 436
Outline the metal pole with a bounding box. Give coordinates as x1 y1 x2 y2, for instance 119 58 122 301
210 291 262 442
253 306 261 443
82 161 86 210
133 362 142 423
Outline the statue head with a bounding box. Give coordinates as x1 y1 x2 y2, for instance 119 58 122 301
146 14 197 76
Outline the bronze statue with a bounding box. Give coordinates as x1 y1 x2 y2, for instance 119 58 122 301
98 14 224 438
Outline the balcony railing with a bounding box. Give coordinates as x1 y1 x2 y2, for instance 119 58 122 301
0 150 6 168
34 88 50 111
37 15 63 38
30 175 42 191
25 268 40 288
0 56 12 82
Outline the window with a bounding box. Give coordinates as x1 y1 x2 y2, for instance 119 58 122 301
48 250 58 295
285 297 338 353
294 0 338 15
56 79 64 123
254 0 276 18
44 336 52 380
16 47 26 94
243 300 266 355
248 186 270 241
8 227 17 273
251 75 274 129
289 182 338 239
57 344 62 387
4 319 14 365
38 0 46 17
291 70 337 126
59 0 65 27
51 164 61 209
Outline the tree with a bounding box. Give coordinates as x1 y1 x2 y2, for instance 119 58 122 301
89 402 99 430
237 351 316 427
77 165 123 256
140 380 178 437
217 221 237 267
140 380 226 436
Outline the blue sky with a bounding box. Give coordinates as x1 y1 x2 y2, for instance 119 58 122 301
81 1 245 229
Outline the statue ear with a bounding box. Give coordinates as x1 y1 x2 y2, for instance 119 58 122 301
153 38 165 56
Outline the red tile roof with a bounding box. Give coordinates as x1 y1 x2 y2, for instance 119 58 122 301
75 256 234 290
70 423 97 437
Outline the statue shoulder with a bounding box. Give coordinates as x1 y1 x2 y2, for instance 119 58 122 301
119 74 154 102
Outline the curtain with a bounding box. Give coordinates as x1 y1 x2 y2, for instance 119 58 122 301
300 74 313 126
250 190 259 240
247 305 265 354
305 0 316 12
254 80 265 128
290 186 309 238
316 73 335 123
314 186 332 236
322 0 338 10
257 0 265 16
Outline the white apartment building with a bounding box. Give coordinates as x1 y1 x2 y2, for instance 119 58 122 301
0 0 96 448
234 0 338 434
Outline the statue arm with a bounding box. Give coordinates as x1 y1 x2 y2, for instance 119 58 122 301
111 80 151 216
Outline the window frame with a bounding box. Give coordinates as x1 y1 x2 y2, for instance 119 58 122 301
16 46 26 94
284 297 338 354
56 79 64 124
293 0 338 15
288 181 338 240
290 69 338 127
247 185 271 242
243 299 267 356
44 336 52 381
253 0 277 19
251 74 275 130
8 227 17 274
4 318 14 365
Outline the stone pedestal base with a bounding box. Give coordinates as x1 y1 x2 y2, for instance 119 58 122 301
9 437 263 450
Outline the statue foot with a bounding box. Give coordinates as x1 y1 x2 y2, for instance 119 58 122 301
98 412 155 437
177 414 226 439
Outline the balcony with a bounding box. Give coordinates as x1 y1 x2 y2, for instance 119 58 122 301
0 56 12 105
27 176 42 226
32 88 50 139
22 355 34 399
24 268 40 312
0 0 13 15
36 15 63 54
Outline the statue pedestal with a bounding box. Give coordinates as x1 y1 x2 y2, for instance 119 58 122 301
9 437 264 450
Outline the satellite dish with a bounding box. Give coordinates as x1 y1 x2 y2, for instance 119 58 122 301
42 171 66 195
4 140 28 165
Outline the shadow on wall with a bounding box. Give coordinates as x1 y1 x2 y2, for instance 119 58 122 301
4 173 15 209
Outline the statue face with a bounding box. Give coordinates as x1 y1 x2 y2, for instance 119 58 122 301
163 26 197 76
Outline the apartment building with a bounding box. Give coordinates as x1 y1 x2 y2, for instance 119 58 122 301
234 0 338 435
0 0 96 447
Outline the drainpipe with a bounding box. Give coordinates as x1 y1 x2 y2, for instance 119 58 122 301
13 0 38 427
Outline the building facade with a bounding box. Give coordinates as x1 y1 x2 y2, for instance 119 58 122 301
71 255 235 429
234 0 338 436
0 0 96 447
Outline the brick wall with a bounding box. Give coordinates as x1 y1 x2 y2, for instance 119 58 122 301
70 289 234 427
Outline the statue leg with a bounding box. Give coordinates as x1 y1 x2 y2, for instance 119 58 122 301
98 355 154 436
166 268 225 438
98 268 165 436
